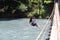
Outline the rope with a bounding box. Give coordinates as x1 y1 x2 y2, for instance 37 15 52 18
36 6 54 40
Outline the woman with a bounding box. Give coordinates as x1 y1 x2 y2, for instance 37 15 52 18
29 17 38 27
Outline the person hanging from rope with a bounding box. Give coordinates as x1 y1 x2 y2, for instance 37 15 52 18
29 16 39 27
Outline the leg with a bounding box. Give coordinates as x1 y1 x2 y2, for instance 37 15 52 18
35 23 39 27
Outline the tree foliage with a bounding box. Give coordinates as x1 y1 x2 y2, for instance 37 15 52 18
0 0 54 18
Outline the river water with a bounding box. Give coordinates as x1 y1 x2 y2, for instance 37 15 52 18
0 18 51 40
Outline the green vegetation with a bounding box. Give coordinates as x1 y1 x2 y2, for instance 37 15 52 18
0 0 54 18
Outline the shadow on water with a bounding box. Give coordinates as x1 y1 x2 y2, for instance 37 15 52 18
0 18 23 21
